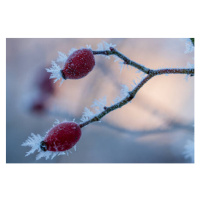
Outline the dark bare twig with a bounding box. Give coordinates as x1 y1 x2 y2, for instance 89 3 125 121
79 47 194 128
93 47 194 76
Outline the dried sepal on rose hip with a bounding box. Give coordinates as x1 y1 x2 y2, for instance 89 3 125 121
22 120 82 160
46 47 95 85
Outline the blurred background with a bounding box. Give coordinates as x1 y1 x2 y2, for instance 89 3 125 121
6 38 194 163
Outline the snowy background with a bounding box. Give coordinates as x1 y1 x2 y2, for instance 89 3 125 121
6 38 194 163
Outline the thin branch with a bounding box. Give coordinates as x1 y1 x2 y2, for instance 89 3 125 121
79 75 153 128
92 47 194 76
79 47 194 128
93 48 150 74
151 68 194 76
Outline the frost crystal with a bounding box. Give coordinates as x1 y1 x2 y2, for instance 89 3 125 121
96 41 117 51
120 85 130 98
184 39 194 54
56 51 68 63
111 85 130 105
21 133 44 157
119 61 125 73
68 47 77 56
91 96 107 113
183 139 194 162
86 44 92 49
80 107 95 122
186 62 194 68
46 61 64 85
80 96 107 123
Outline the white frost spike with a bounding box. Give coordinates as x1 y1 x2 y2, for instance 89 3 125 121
112 85 130 105
97 43 104 51
183 139 194 162
96 41 117 51
56 51 68 63
53 119 60 127
91 96 107 113
74 145 76 151
21 133 44 157
184 74 190 82
186 62 194 68
46 61 63 84
68 48 77 56
103 41 116 49
113 55 120 62
120 84 130 98
86 44 92 49
119 61 125 73
80 107 95 122
184 39 194 54
113 96 121 104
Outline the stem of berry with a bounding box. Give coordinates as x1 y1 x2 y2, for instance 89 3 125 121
80 49 194 129
92 47 194 76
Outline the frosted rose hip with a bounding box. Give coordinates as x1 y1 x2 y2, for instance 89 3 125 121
61 48 95 79
40 122 81 152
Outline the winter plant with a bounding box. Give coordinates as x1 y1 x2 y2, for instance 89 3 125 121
22 39 194 161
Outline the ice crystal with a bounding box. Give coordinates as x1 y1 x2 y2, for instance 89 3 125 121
184 39 194 54
96 41 116 51
46 61 64 85
91 96 107 113
68 47 77 56
80 107 95 122
80 96 107 123
103 41 116 49
186 62 194 68
119 61 125 73
183 139 194 162
113 96 121 104
56 51 68 63
21 133 44 157
86 44 92 49
120 85 130 98
184 74 190 82
97 43 104 51
111 85 130 106
113 55 120 62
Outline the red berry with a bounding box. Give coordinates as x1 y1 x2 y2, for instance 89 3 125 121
41 122 81 152
61 48 95 79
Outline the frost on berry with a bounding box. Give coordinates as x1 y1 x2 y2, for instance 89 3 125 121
22 120 81 160
61 48 95 80
46 46 95 85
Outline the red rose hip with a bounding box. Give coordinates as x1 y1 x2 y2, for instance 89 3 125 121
40 122 82 152
61 48 95 79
